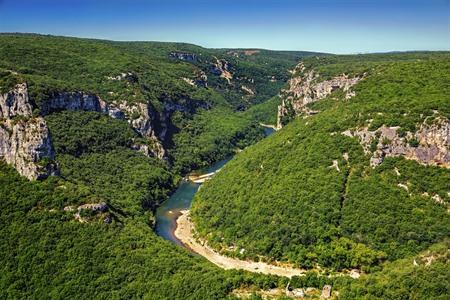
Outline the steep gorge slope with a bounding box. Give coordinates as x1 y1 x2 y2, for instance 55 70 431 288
0 34 317 299
191 52 450 286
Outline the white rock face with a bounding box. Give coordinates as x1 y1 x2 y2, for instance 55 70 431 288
117 102 165 158
0 83 57 180
0 83 33 118
343 117 450 168
0 83 168 179
277 62 361 129
41 90 165 159
0 117 57 180
241 85 255 95
41 91 124 119
211 57 232 83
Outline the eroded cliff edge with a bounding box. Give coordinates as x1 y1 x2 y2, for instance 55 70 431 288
0 83 57 179
0 83 169 179
277 62 362 128
276 62 450 169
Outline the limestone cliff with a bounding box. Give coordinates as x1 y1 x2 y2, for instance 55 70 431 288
169 52 198 62
0 81 216 179
277 62 361 129
0 83 33 118
41 91 165 158
0 84 57 180
342 117 450 168
211 57 233 83
0 118 57 180
0 83 169 179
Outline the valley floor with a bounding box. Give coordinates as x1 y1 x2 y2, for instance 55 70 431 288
175 210 307 277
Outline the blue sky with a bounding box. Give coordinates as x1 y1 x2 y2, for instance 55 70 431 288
0 0 449 53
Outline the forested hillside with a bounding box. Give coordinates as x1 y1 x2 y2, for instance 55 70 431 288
192 52 450 297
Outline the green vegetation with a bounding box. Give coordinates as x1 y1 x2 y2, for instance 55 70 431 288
1 34 449 298
192 53 450 275
339 241 450 299
0 161 288 299
170 107 266 173
46 111 175 214
45 111 136 156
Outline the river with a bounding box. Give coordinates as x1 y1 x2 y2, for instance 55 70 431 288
155 126 275 247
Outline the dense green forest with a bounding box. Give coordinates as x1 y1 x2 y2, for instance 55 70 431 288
192 53 450 274
0 160 293 299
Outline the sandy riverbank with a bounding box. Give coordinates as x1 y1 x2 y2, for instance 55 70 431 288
174 210 306 278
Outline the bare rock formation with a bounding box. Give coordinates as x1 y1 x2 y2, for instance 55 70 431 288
0 84 57 179
123 102 165 158
241 85 255 95
41 91 124 119
1 76 216 179
277 62 361 129
169 52 198 62
211 57 233 83
182 71 208 88
69 202 109 223
106 72 138 83
0 83 172 179
321 285 332 299
0 83 33 118
342 117 450 168
41 90 165 158
0 118 57 180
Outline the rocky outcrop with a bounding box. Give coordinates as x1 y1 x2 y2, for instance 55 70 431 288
41 89 211 159
1 80 215 178
169 52 198 62
0 83 33 118
0 84 57 180
106 72 138 83
123 102 165 158
41 91 165 158
211 57 233 83
195 71 208 88
41 91 124 119
243 50 260 56
0 118 57 180
342 117 450 168
277 62 361 128
321 285 332 299
182 71 208 88
0 83 171 179
241 85 255 95
65 202 110 224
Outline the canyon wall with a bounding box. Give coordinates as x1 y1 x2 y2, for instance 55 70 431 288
0 84 168 179
277 62 361 129
342 117 450 168
0 84 57 180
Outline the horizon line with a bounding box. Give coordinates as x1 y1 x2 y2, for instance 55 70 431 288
2 32 450 56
